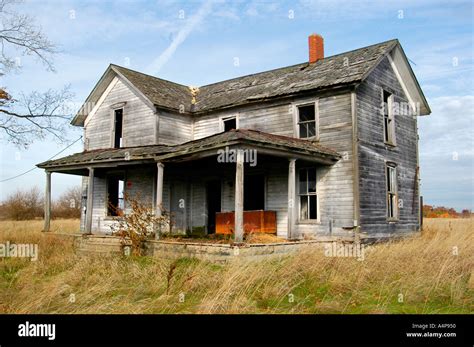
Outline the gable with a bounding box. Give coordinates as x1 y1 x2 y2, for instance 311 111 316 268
84 76 157 150
385 45 431 116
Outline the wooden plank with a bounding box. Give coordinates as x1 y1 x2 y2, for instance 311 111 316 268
234 149 244 242
43 171 51 232
287 159 296 239
85 167 94 234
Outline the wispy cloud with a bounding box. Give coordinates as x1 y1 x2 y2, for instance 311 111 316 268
146 0 214 75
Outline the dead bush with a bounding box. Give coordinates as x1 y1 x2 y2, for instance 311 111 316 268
109 193 169 255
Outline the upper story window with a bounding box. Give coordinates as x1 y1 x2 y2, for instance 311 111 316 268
386 163 398 220
297 104 317 139
114 108 123 148
299 167 318 220
382 90 396 145
222 116 237 132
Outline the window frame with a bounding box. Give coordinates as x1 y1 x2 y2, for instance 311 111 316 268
293 99 319 141
106 171 126 217
297 167 320 223
381 89 396 146
220 115 239 132
385 163 399 221
111 107 124 148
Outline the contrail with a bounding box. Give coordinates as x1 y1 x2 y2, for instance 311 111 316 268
147 1 214 75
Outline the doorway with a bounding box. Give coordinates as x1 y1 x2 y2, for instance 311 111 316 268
244 174 265 211
206 180 221 234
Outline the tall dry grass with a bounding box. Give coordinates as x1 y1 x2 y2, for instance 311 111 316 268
0 218 472 314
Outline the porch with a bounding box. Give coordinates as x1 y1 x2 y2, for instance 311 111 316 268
37 129 341 241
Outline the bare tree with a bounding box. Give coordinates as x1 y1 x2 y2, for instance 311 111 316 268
52 186 82 219
0 0 74 148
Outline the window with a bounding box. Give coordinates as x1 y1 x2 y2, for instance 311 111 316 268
223 117 237 132
107 173 125 216
386 164 398 220
299 168 317 220
114 108 123 148
382 90 395 144
297 104 316 139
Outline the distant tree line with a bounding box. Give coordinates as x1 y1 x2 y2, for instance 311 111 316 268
423 205 472 219
0 186 81 220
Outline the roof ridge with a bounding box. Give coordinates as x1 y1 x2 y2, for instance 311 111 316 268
110 64 191 90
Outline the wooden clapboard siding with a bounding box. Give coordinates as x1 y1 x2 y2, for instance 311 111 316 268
193 101 294 140
157 110 193 145
238 103 294 137
85 78 156 150
84 167 155 234
265 163 288 237
296 92 355 237
356 57 419 236
79 176 87 232
190 180 206 230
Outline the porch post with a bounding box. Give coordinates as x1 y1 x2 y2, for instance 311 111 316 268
155 162 164 240
234 149 244 243
85 167 94 234
288 158 297 239
43 171 51 232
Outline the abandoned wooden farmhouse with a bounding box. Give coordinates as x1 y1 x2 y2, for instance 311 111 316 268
37 34 431 243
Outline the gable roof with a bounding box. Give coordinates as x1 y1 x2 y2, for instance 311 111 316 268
72 38 430 126
37 129 340 170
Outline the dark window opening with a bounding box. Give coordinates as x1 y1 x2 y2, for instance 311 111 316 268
298 104 316 139
386 164 398 220
299 168 317 220
382 90 394 144
114 109 123 148
244 174 265 211
223 117 237 132
107 174 125 216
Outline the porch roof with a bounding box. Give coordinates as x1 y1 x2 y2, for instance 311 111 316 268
37 129 341 171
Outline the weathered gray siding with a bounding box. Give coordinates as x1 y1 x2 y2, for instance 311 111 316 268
356 57 419 236
157 110 193 145
85 78 156 150
296 93 355 237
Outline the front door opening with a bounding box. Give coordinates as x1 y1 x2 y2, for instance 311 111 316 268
206 180 221 234
244 174 265 211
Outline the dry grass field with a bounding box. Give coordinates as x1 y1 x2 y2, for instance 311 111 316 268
0 218 472 313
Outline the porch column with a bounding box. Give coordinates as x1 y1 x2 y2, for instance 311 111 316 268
43 171 51 232
288 158 297 239
85 167 94 234
234 149 244 243
155 162 164 240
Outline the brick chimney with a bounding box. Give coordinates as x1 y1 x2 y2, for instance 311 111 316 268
308 34 324 63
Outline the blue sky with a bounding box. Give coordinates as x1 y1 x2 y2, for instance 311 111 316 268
1 0 473 210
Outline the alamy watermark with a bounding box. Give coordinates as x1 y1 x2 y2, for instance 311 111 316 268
217 147 257 167
0 241 38 261
324 242 367 261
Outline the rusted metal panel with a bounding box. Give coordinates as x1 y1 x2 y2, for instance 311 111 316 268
216 210 277 234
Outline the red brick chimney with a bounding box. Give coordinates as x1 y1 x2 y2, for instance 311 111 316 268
308 34 324 63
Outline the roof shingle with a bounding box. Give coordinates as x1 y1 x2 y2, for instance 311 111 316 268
37 129 340 169
110 39 398 114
